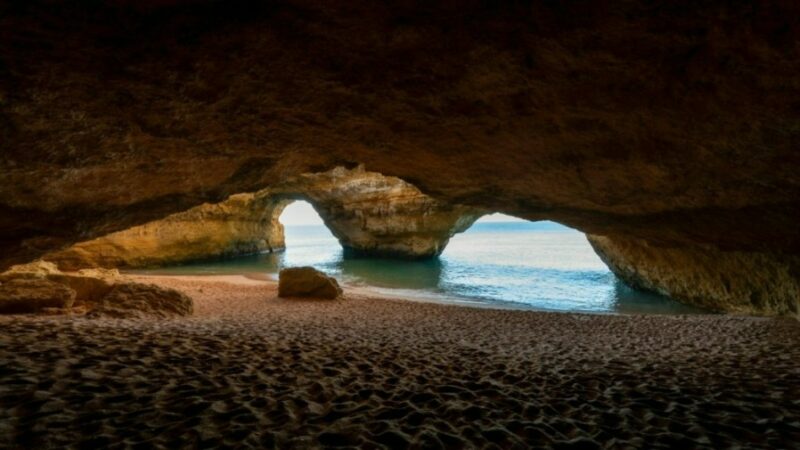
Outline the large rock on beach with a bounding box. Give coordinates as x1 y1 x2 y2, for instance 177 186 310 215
2 2 800 315
0 260 63 281
279 267 342 299
0 278 76 314
0 260 193 318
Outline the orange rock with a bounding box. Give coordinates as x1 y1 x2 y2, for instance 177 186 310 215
278 267 342 300
44 166 483 269
0 279 76 314
0 260 192 317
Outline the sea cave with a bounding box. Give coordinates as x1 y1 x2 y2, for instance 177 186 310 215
0 1 798 448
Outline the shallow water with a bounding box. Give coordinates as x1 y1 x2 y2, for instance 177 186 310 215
132 222 708 314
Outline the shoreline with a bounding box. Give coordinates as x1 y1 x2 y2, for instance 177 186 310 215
1 274 797 448
137 272 548 313
126 272 702 316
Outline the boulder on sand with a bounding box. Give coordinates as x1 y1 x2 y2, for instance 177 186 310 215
278 267 342 299
0 260 193 318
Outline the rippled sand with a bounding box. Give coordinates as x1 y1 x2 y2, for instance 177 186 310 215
1 275 798 449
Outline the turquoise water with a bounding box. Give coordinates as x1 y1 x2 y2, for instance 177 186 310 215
132 221 708 315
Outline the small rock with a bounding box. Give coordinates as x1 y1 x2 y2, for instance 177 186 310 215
278 267 342 299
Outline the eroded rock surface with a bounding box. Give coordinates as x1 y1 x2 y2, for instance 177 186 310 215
588 235 800 316
0 279 75 314
279 267 342 299
271 167 482 259
2 2 800 314
45 193 289 270
45 167 483 269
0 261 193 318
3 1 799 260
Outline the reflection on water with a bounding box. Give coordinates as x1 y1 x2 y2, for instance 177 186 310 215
131 222 709 315
609 280 703 314
334 257 443 290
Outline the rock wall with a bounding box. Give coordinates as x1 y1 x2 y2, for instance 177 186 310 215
45 167 483 269
2 1 800 314
0 261 193 318
272 167 483 259
45 193 289 270
588 235 800 317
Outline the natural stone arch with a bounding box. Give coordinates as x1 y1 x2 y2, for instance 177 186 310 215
40 165 800 317
1 1 799 317
44 193 292 270
268 166 483 259
44 167 484 269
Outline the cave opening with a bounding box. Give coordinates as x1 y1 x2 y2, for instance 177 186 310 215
270 204 707 314
277 200 340 267
34 162 710 314
1 2 797 446
436 213 708 314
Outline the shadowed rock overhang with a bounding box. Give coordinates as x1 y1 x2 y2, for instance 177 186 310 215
43 166 483 268
1 1 799 315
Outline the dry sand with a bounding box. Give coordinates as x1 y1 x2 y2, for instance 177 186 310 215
1 275 798 449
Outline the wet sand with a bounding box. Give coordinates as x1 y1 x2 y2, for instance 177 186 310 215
1 275 798 449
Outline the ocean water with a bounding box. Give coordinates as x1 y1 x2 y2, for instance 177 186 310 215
133 221 708 315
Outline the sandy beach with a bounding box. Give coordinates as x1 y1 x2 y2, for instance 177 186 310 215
1 275 798 449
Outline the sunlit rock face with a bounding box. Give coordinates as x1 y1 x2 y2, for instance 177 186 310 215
44 167 483 269
45 194 289 270
1 2 799 314
0 261 193 317
588 235 800 317
272 167 483 259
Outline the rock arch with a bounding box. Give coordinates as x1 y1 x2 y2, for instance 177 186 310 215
32 165 800 316
2 1 799 316
44 167 483 269
268 167 482 259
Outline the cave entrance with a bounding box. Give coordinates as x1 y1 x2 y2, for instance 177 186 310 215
274 198 448 290
276 200 340 268
437 213 702 314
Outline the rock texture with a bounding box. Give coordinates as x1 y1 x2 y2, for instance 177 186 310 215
0 261 193 317
278 267 342 299
0 279 75 314
45 193 289 270
588 235 800 316
271 167 482 259
1 1 799 313
45 166 482 269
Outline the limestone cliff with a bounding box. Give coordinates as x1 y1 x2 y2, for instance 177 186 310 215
45 167 482 269
45 193 289 270
588 235 800 317
0 261 193 318
1 1 800 314
272 167 483 259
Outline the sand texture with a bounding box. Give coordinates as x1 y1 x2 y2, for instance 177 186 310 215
1 276 799 449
